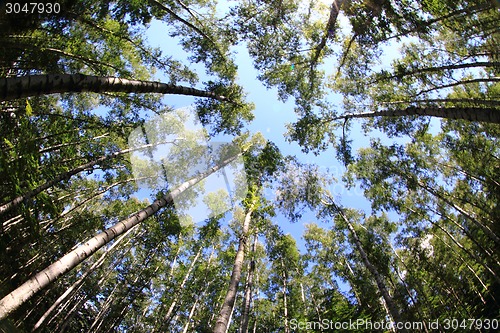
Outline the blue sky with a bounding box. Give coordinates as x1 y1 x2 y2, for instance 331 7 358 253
103 1 439 300
139 4 416 255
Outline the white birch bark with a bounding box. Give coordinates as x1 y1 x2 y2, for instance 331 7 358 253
0 151 242 319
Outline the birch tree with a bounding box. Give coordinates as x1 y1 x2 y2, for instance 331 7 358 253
214 141 283 333
0 148 243 319
0 74 232 102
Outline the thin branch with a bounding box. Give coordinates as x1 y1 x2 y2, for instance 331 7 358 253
71 14 175 72
3 39 122 73
175 0 206 25
414 77 500 97
371 62 500 85
323 106 500 124
149 0 228 62
333 33 357 81
381 3 494 43
369 98 500 108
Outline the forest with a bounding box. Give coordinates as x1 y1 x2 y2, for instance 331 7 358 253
0 0 499 332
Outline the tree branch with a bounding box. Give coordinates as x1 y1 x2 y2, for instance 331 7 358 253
325 106 500 124
149 0 227 62
310 0 343 70
371 62 500 84
414 78 500 97
0 74 230 101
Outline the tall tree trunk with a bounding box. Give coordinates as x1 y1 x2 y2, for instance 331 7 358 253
281 259 290 333
178 253 217 333
163 245 203 326
381 3 494 42
427 205 498 261
208 293 223 328
225 293 238 333
349 223 403 329
380 299 397 333
55 294 85 333
0 139 178 216
36 132 109 155
166 243 218 331
417 180 500 247
152 242 184 332
239 235 257 333
0 151 242 319
104 263 161 333
89 284 120 333
52 259 120 331
427 215 500 285
310 0 344 69
89 245 160 333
181 296 200 333
0 74 230 102
330 106 500 124
47 246 131 331
308 0 344 92
323 196 406 332
431 232 491 303
31 225 141 332
42 177 151 233
310 293 322 322
344 259 363 306
213 206 254 333
388 244 430 333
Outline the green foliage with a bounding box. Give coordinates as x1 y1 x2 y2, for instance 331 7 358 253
1 0 499 331
275 157 331 223
196 81 255 135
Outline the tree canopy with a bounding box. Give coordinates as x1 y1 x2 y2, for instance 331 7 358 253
0 0 499 332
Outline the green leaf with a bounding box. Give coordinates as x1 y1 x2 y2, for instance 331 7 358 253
4 138 14 149
25 99 33 116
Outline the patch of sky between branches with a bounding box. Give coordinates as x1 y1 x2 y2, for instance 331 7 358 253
128 106 248 226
